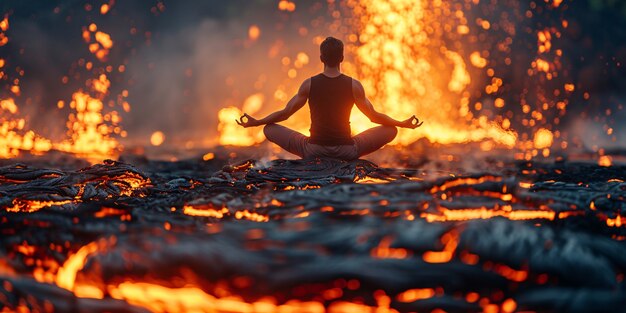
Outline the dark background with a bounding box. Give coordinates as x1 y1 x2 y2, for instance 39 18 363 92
0 0 625 150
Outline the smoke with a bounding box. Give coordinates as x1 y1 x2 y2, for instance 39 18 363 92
3 0 626 157
2 1 323 149
125 18 259 146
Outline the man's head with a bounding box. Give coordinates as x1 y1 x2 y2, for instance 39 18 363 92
320 37 344 67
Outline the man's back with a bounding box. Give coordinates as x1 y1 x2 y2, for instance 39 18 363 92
236 36 421 160
308 73 355 146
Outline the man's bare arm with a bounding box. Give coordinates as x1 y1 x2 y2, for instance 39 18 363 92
352 79 423 129
237 79 310 127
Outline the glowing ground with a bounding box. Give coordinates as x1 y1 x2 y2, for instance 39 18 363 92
1 153 625 313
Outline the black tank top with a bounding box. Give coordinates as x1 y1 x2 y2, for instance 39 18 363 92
308 73 355 146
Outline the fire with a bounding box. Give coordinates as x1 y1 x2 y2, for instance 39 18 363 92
55 75 123 161
0 17 52 158
218 0 518 148
0 98 53 158
598 155 612 167
0 16 125 162
83 23 114 61
217 93 266 146
343 0 516 147
533 128 553 149
0 15 8 46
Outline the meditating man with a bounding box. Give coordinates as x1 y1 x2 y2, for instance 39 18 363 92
236 36 422 160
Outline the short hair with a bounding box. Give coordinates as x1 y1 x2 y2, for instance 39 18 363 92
320 37 344 67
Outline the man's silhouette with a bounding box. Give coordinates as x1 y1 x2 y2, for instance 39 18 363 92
237 36 422 160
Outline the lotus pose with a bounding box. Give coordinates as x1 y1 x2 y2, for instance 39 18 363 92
237 36 422 160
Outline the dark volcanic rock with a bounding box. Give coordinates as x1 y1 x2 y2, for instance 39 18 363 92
1 158 625 312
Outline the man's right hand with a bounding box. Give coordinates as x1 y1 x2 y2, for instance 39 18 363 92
236 113 261 128
399 115 423 129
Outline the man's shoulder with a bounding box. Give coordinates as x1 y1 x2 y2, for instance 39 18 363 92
350 77 363 88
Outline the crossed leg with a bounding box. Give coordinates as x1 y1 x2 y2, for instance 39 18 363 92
264 123 398 159
263 123 308 158
352 125 398 157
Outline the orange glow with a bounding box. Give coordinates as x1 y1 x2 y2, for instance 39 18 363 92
607 215 622 227
421 206 560 223
55 241 101 292
248 25 261 41
493 264 528 282
217 107 264 146
217 92 266 146
242 93 264 114
0 16 8 32
216 0 519 149
150 131 165 146
354 175 395 184
396 288 435 302
54 81 122 161
2 15 125 162
6 199 72 213
344 0 517 147
371 236 409 259
183 205 228 218
100 4 110 15
502 299 517 313
533 128 553 149
82 24 114 61
423 231 458 263
431 176 502 193
0 98 52 158
598 155 612 167
278 0 296 12
41 239 420 313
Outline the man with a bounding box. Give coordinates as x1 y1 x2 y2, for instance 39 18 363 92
237 36 422 160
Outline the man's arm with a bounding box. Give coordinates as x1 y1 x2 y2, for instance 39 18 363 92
237 79 310 127
352 79 423 129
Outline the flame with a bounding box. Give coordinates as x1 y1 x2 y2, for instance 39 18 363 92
0 16 126 162
0 17 52 158
217 93 266 146
598 155 612 167
216 0 522 149
83 23 113 61
533 128 553 149
54 76 122 161
217 107 264 146
0 98 53 158
343 0 517 147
